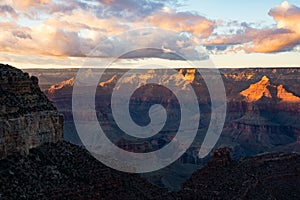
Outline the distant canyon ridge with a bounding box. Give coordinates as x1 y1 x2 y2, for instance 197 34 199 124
22 67 300 163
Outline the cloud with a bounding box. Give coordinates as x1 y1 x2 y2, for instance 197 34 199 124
204 1 300 53
0 22 31 52
0 5 18 19
96 0 180 19
0 0 214 59
56 9 129 34
86 28 204 60
2 0 299 60
147 10 216 38
0 21 202 59
0 21 90 57
245 1 300 53
11 0 51 11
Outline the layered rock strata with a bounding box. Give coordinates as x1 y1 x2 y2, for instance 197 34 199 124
0 64 63 159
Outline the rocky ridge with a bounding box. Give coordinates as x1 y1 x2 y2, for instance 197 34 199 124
47 77 75 95
0 64 63 159
240 75 300 102
180 151 300 199
45 68 197 95
43 68 300 162
0 142 173 200
0 143 299 199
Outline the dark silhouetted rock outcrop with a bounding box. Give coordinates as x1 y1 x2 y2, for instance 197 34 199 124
179 152 300 199
0 143 299 199
0 64 64 159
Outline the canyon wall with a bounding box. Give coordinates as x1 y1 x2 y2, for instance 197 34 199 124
0 64 64 159
43 68 300 158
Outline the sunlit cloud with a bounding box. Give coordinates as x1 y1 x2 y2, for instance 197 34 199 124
0 0 215 59
205 1 300 53
12 0 51 10
0 0 300 66
0 4 18 19
147 10 215 37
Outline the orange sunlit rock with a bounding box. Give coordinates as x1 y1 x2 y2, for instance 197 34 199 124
240 76 272 102
240 75 300 103
277 84 300 102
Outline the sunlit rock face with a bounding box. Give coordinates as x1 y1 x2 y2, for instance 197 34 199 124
240 75 300 103
277 84 300 102
179 69 196 83
47 77 75 94
0 64 64 159
225 75 300 156
240 76 272 102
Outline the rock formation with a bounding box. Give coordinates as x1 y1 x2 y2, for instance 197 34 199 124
240 76 272 102
47 77 75 95
240 75 300 103
207 147 232 167
277 84 300 102
43 68 300 158
0 64 64 159
0 143 299 199
0 142 173 200
179 152 300 199
179 68 196 83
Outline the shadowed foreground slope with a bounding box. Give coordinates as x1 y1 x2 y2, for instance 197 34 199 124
0 142 173 200
0 142 299 200
180 151 300 199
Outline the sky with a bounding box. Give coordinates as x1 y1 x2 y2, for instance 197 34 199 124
0 0 300 68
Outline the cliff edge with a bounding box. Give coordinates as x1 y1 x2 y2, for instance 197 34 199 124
0 64 64 159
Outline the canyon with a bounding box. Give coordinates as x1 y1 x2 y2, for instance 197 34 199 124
36 67 300 189
40 68 300 159
0 65 299 199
